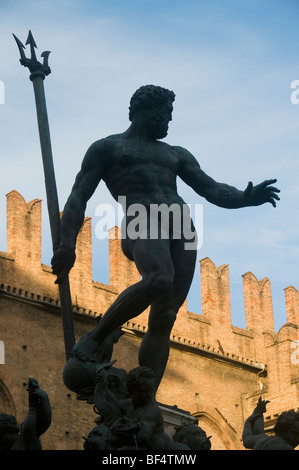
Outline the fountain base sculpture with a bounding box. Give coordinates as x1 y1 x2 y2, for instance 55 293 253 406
62 323 124 403
0 378 51 450
242 396 299 450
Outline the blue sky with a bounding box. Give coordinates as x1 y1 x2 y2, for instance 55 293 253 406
1 0 299 331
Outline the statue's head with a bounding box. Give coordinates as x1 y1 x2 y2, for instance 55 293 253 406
0 413 19 448
129 85 175 121
83 423 111 451
127 366 155 406
274 410 299 448
129 85 175 140
173 423 212 450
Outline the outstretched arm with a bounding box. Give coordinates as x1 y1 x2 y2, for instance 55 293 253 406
21 379 52 450
176 146 280 209
52 140 107 283
242 397 270 449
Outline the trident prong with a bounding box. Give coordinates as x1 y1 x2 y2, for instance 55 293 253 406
12 34 26 61
13 30 51 77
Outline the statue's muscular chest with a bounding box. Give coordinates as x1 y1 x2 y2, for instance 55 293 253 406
104 140 179 180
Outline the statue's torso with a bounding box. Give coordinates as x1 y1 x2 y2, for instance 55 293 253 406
101 135 185 208
254 435 294 450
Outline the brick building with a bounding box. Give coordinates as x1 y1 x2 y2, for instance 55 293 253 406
0 190 298 450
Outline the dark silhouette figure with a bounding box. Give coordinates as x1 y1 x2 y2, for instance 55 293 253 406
52 85 280 392
82 422 111 450
173 423 212 450
93 365 189 450
242 396 299 450
0 378 51 450
93 362 129 428
62 324 124 400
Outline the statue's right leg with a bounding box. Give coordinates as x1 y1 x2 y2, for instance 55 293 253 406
72 237 175 361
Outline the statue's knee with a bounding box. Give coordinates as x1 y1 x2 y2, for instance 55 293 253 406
155 309 177 332
164 309 177 328
149 273 173 296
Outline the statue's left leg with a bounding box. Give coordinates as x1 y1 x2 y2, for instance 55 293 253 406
138 237 197 392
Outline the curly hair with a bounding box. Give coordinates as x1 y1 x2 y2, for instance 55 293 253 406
129 85 175 121
0 413 19 439
274 410 299 435
126 366 154 394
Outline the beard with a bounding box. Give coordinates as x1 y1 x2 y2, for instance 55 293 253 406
148 120 169 140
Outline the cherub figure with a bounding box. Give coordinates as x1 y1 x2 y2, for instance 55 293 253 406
242 396 299 450
94 365 189 450
0 378 51 450
173 423 212 450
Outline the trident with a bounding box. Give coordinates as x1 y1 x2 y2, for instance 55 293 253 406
13 31 75 360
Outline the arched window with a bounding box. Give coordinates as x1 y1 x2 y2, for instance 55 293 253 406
0 379 16 416
194 411 239 450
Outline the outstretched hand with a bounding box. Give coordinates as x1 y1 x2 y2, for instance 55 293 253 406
244 179 280 208
26 378 48 403
51 246 76 284
253 396 270 416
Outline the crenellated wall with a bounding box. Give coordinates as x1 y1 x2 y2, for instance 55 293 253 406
0 190 298 450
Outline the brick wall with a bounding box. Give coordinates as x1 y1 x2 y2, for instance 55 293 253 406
0 191 298 450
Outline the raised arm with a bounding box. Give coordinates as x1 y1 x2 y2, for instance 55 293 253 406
21 378 52 450
52 139 107 282
242 397 270 449
176 146 280 209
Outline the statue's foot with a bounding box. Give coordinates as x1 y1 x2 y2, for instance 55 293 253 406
71 335 99 362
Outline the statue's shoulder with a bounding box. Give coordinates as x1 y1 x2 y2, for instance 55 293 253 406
254 435 291 450
142 401 162 421
171 145 192 157
91 134 122 151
